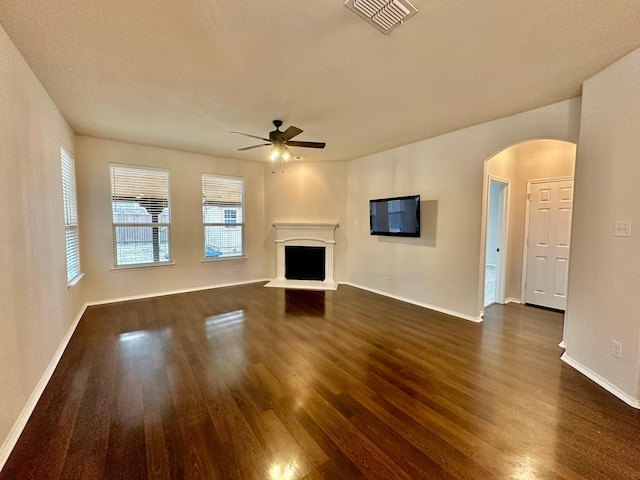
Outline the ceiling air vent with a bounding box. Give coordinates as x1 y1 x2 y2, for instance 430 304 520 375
344 0 418 34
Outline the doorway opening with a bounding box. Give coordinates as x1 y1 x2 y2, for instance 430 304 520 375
484 178 509 307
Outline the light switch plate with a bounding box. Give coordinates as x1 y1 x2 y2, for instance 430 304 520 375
614 220 631 237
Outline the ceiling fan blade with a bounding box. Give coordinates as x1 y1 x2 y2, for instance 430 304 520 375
238 143 271 151
231 131 271 142
286 140 326 149
281 126 303 141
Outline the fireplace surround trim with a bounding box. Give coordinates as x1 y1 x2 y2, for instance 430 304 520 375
265 222 338 291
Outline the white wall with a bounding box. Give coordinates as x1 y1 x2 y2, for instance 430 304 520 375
0 25 84 462
564 46 640 406
345 99 581 321
75 137 267 303
487 140 576 302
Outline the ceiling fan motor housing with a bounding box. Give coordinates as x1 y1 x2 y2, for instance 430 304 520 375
270 120 283 142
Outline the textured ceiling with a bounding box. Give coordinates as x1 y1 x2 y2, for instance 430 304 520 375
1 0 639 162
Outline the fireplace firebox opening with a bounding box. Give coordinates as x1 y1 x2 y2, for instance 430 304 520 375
285 246 326 281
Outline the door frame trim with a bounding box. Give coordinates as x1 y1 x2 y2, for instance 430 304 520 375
521 176 574 304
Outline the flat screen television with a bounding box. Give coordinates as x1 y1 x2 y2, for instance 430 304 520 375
370 195 420 237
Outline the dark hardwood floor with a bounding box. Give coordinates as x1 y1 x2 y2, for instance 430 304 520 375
2 283 640 479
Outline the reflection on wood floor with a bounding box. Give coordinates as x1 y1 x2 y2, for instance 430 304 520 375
2 283 639 479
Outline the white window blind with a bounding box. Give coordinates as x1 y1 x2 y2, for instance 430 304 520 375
61 147 81 283
110 164 171 266
202 174 244 259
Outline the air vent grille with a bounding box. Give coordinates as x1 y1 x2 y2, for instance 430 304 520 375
353 0 386 17
345 0 418 34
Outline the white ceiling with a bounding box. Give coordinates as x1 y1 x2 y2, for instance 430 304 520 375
1 1 639 162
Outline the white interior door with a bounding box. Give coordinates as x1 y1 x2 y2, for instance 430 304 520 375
525 179 573 310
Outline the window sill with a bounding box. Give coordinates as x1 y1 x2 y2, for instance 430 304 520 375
67 272 85 289
110 262 175 272
202 256 247 264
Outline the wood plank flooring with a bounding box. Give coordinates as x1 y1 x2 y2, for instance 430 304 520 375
2 283 640 479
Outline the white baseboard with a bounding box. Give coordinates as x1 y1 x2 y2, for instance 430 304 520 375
558 341 566 349
86 278 271 306
505 297 521 304
0 303 87 472
339 282 482 323
561 353 640 409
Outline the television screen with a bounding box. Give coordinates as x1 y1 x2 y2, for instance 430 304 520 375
370 195 420 237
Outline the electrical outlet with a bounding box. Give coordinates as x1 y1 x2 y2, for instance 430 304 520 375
386 272 392 280
611 340 622 358
379 271 383 278
354 220 359 228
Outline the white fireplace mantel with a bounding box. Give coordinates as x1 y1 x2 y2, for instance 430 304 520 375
265 222 338 290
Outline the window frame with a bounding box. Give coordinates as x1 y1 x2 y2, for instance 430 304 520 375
202 173 245 261
224 209 237 227
61 146 82 285
109 164 172 269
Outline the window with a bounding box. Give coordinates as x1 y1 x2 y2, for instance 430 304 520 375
110 164 171 267
61 147 81 283
202 174 244 259
224 209 237 226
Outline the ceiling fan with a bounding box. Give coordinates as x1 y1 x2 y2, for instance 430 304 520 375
232 120 326 160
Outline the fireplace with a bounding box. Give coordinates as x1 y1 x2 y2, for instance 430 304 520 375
265 222 338 290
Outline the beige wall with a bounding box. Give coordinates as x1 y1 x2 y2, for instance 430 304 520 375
0 25 84 458
487 140 576 302
345 99 581 320
564 46 640 405
263 161 348 281
75 137 267 303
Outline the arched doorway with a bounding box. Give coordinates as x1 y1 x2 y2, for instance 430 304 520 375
481 139 576 314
